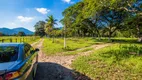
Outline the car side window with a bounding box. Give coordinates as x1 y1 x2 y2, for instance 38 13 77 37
30 47 34 54
24 44 33 59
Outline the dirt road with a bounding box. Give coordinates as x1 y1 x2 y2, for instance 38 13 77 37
33 39 111 80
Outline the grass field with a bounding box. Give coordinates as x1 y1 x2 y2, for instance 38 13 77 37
1 36 140 79
0 36 40 44
96 37 138 43
42 37 139 55
72 43 142 79
42 38 104 55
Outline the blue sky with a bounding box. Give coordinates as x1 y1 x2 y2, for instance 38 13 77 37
0 0 79 31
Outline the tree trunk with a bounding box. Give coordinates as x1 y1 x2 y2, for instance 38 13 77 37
96 29 101 40
64 26 66 48
108 31 112 41
136 25 142 42
138 37 142 42
136 25 140 38
52 36 54 43
52 31 55 43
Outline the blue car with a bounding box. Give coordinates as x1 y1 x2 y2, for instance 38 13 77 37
0 43 39 80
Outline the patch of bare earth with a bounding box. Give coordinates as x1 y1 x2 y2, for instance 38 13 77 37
34 39 112 80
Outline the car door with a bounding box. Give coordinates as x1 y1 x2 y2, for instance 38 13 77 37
30 47 39 79
21 44 34 79
24 44 38 79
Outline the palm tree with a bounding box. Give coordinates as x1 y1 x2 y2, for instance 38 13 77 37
45 15 57 43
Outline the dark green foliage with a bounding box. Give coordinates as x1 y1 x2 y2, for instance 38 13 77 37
0 46 18 63
45 15 58 43
61 0 141 39
17 31 26 36
34 21 46 37
0 32 4 36
45 15 57 36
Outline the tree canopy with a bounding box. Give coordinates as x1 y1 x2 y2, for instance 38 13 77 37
34 21 46 37
61 0 141 39
17 32 26 36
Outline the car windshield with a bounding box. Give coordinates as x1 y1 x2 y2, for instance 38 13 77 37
0 46 19 63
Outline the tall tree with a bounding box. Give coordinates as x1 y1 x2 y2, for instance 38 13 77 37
17 32 26 36
0 32 3 36
62 2 88 37
124 0 142 41
99 8 127 40
34 21 46 37
45 15 57 43
82 0 136 40
61 0 137 39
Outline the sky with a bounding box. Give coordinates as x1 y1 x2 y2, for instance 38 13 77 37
0 0 80 31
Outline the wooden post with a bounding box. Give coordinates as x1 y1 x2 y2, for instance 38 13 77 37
16 39 17 42
64 25 66 49
2 39 4 43
23 38 24 42
20 38 21 42
10 39 12 43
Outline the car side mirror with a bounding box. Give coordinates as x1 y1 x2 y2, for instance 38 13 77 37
35 48 39 52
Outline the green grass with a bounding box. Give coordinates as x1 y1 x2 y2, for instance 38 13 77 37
95 37 138 43
80 47 94 52
63 47 94 55
111 38 138 43
42 38 101 55
63 47 93 55
72 43 142 79
0 36 40 44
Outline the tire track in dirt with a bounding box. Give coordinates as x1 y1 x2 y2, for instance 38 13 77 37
34 39 112 80
38 43 112 69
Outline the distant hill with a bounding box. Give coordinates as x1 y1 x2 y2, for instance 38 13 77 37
0 27 34 35
12 28 34 35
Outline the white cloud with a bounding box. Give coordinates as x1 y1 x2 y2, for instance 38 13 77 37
11 22 16 25
62 0 74 4
63 0 71 3
36 8 50 14
17 16 34 22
